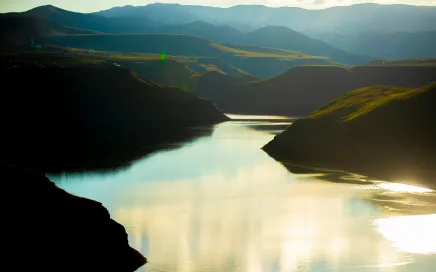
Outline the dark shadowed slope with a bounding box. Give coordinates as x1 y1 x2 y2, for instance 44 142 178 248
0 16 98 51
2 162 146 272
263 82 436 189
310 31 436 60
120 59 199 89
216 65 436 115
188 71 258 100
0 67 228 171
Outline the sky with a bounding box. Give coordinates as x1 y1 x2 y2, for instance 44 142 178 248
0 0 435 13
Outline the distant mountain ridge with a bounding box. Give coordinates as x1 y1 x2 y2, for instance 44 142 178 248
3 5 370 65
97 3 436 33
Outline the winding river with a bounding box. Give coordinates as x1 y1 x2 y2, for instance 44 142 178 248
50 115 436 272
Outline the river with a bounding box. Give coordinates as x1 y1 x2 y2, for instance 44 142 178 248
50 115 436 272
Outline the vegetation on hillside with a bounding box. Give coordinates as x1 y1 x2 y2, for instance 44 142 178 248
263 82 436 188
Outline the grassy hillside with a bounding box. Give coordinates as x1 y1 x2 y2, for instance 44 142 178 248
216 65 436 115
0 67 228 170
263 82 436 188
43 34 335 77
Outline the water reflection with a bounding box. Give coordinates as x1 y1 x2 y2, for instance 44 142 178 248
374 214 436 254
50 117 436 272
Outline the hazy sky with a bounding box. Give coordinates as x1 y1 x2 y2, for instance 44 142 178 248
1 0 435 13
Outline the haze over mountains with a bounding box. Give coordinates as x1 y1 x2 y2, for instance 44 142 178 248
2 3 436 63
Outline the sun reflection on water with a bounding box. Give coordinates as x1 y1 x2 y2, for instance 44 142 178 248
374 214 436 254
378 183 433 193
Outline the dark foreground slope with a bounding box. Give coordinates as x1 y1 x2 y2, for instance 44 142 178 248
263 83 436 188
2 162 146 271
217 65 436 115
0 67 228 171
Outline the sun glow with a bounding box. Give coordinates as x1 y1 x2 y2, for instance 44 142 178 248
378 183 433 193
374 214 436 254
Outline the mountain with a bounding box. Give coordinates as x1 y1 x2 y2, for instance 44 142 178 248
44 33 336 78
188 71 258 100
241 26 369 64
121 59 199 90
3 162 146 272
147 22 370 64
6 6 370 65
96 3 201 25
8 5 161 33
98 3 436 34
263 82 436 189
215 65 436 115
309 31 436 60
0 67 228 170
0 15 98 51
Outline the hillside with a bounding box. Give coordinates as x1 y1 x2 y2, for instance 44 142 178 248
263 82 436 188
0 16 98 51
0 67 228 170
120 59 199 89
309 31 436 60
3 162 146 271
6 5 161 34
216 65 436 115
7 6 370 65
44 33 335 77
188 71 258 100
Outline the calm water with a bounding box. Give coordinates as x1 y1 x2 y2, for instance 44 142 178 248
50 115 436 272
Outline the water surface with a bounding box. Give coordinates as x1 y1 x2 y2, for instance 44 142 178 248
50 116 436 272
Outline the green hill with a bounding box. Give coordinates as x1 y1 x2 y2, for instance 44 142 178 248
216 65 436 115
263 82 436 188
0 67 228 170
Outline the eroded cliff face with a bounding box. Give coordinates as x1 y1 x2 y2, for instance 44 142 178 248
2 162 146 271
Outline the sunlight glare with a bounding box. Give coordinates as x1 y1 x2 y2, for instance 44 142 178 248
378 183 433 193
374 214 436 254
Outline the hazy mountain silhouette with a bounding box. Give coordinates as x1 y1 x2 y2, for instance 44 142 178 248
7 5 370 64
98 3 436 34
308 31 436 60
7 5 161 33
263 82 436 188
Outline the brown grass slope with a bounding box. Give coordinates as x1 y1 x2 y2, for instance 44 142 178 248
217 65 436 115
263 82 436 188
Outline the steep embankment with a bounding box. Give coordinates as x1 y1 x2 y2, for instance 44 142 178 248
217 65 436 115
3 162 146 271
263 82 436 188
0 67 228 170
